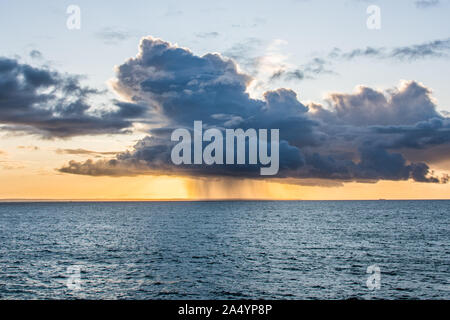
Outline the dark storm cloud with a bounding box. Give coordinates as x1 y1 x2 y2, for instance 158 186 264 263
313 81 442 126
0 57 147 137
110 37 260 127
369 117 450 152
59 37 450 184
296 146 440 183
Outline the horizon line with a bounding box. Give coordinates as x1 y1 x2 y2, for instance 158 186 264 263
1 198 450 203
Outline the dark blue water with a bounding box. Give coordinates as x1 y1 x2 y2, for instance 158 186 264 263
0 200 449 299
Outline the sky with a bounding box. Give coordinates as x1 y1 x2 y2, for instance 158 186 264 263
0 0 449 200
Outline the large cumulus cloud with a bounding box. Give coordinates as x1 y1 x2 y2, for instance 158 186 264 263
0 57 147 137
58 37 449 184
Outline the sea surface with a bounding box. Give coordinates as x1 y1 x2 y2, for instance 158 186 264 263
0 200 449 299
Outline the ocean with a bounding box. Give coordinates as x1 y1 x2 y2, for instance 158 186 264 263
0 200 448 299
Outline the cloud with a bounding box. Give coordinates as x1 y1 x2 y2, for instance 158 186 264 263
316 81 441 126
55 148 119 157
226 39 334 87
59 37 449 185
0 160 25 170
330 37 450 61
0 57 148 138
95 28 132 44
109 37 258 127
195 32 220 39
356 0 440 9
414 0 440 8
280 37 450 84
270 69 304 82
269 57 335 83
226 36 450 88
17 145 39 150
222 37 264 71
391 38 450 60
29 50 43 60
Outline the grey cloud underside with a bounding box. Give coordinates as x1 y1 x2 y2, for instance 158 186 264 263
59 37 450 185
0 57 147 137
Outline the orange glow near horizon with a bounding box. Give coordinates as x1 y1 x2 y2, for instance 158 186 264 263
1 171 450 200
1 135 449 201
